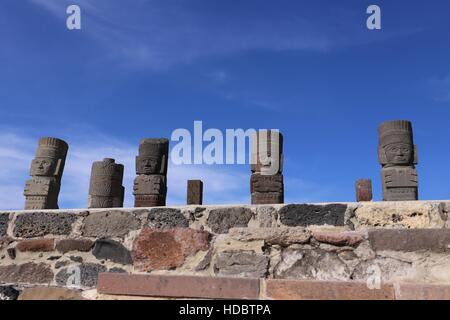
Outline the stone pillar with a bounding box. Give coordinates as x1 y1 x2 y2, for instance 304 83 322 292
250 130 284 204
355 179 372 202
88 158 125 208
24 137 68 210
378 120 418 201
187 180 203 205
133 138 169 207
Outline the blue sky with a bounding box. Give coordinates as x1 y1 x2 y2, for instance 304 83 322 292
1 0 450 209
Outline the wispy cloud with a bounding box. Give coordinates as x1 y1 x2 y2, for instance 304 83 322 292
428 75 450 102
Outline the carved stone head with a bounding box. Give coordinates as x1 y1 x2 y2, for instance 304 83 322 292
30 137 69 178
378 120 417 167
136 138 169 175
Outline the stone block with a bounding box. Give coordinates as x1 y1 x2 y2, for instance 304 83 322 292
147 208 189 229
214 250 269 278
369 229 450 252
265 279 394 300
16 238 54 252
0 285 20 300
55 239 94 254
187 180 203 205
13 212 76 238
55 263 107 288
0 263 53 284
395 283 450 300
279 204 347 227
312 231 365 247
229 227 310 246
0 214 9 237
132 227 210 271
97 273 260 299
92 239 132 265
18 287 84 300
207 207 253 233
81 210 140 238
355 179 373 202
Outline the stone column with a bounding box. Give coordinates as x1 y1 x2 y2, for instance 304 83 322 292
378 120 418 201
24 137 69 209
250 130 284 204
355 179 372 202
88 158 125 208
133 138 169 207
187 180 203 205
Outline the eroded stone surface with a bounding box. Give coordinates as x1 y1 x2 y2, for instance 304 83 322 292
55 263 107 288
279 204 347 227
147 208 188 229
0 263 53 284
229 227 310 246
255 206 278 227
274 248 351 281
369 229 450 252
92 239 132 265
214 250 269 277
132 227 210 271
16 238 54 252
18 287 84 300
0 214 9 237
312 231 365 247
207 207 253 233
0 285 20 300
82 211 140 238
13 212 76 238
56 239 94 254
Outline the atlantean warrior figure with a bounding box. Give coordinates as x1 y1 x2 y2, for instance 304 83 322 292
88 158 125 208
250 130 284 204
378 120 418 201
133 138 169 207
24 137 69 209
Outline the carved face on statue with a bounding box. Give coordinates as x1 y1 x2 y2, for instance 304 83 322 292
384 143 413 165
136 156 160 174
31 157 58 176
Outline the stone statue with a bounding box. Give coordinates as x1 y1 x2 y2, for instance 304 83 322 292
378 120 418 201
24 137 68 209
88 158 124 208
250 130 284 204
187 180 203 205
133 138 169 207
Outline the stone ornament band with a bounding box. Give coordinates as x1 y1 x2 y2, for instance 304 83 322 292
22 120 419 209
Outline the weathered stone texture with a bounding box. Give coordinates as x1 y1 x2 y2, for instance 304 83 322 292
13 212 76 238
132 228 210 271
0 214 9 237
81 211 140 238
265 280 395 300
0 263 53 284
92 239 132 265
18 287 84 300
255 206 278 227
56 239 94 254
98 273 260 299
274 248 351 281
369 229 450 252
354 201 433 228
395 284 450 300
147 208 189 229
279 204 347 227
229 227 310 246
312 231 365 247
207 207 253 233
355 179 373 202
187 180 203 205
0 285 20 300
55 263 107 288
214 250 269 278
16 238 54 252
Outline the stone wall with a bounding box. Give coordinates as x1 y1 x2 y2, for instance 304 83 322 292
1 201 450 300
